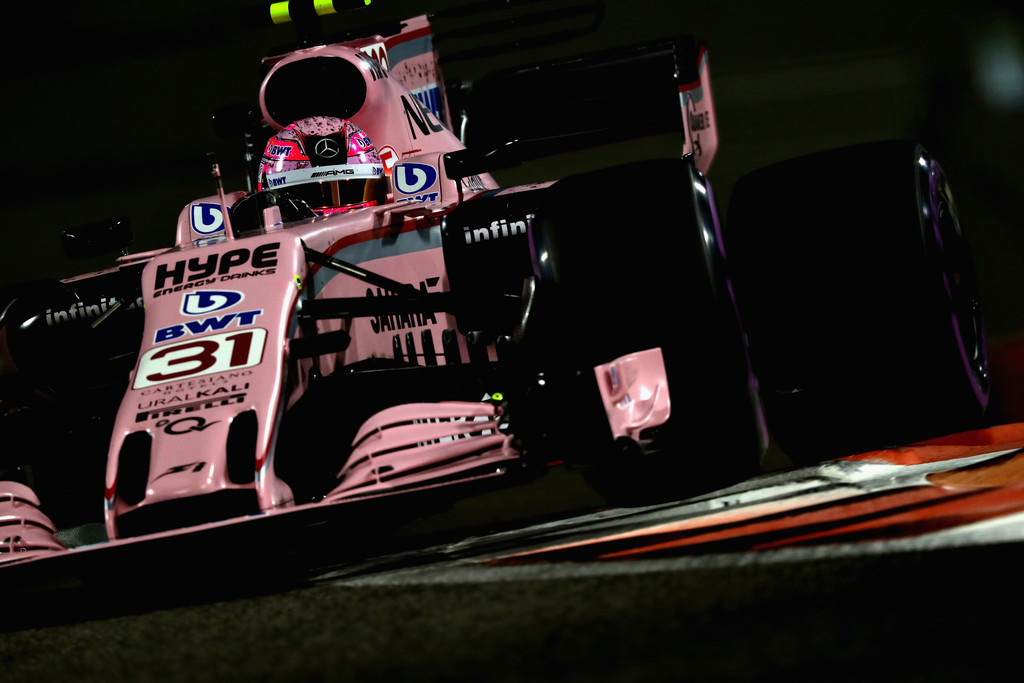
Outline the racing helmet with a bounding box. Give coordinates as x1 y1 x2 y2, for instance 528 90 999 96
258 116 386 215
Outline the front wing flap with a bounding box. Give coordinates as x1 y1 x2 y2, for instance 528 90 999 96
326 401 520 502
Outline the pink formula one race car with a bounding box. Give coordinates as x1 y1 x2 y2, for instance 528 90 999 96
0 2 988 567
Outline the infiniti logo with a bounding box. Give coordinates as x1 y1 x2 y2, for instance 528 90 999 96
315 138 340 158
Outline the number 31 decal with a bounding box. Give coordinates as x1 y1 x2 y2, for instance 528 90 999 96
134 329 267 389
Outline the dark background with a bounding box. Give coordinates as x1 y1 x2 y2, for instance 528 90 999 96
4 0 1023 341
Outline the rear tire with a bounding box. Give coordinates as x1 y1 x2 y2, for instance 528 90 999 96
725 141 988 462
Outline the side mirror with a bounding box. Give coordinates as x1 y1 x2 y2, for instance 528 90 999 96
60 216 133 259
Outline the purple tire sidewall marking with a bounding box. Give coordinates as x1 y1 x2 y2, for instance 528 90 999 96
929 159 989 407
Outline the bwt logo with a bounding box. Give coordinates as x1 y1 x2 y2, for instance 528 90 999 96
181 290 244 316
154 309 263 344
394 163 438 195
396 192 440 205
190 203 225 235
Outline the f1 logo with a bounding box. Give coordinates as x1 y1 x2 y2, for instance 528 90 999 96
394 163 438 195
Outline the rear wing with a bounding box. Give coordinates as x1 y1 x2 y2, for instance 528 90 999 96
443 34 719 178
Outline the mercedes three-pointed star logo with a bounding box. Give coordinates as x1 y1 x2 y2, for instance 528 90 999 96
315 138 341 159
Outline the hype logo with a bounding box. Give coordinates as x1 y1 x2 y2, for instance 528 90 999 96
393 163 438 195
181 290 244 316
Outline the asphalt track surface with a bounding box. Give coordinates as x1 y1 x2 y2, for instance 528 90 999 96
8 543 1022 683
7 438 1024 683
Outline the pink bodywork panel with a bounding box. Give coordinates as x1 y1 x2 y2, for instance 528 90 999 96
594 348 672 443
0 481 65 561
105 233 308 536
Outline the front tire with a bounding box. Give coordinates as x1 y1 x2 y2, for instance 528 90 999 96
514 157 766 503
